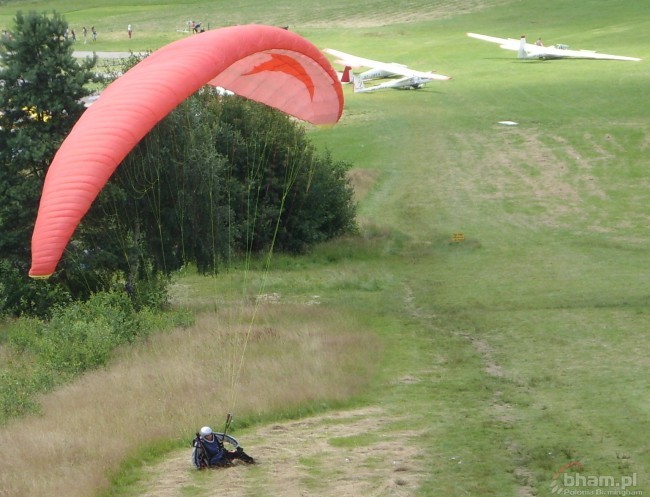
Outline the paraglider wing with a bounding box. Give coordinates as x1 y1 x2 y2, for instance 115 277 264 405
29 24 343 278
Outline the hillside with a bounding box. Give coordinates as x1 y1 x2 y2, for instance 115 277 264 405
1 1 649 496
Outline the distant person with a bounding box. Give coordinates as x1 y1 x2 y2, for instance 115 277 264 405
191 426 255 469
91 26 97 42
82 26 87 44
535 37 544 46
127 24 132 38
71 29 76 42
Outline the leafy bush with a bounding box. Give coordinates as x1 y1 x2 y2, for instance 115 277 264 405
7 292 135 375
1 290 194 422
79 92 358 279
0 260 72 318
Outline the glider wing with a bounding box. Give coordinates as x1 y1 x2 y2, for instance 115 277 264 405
467 32 641 61
324 48 450 81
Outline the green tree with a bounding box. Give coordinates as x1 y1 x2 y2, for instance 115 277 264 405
0 11 96 316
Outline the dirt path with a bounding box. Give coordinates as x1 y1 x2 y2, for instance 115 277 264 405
136 407 427 497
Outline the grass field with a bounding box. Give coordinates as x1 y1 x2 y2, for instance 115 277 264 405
1 1 649 496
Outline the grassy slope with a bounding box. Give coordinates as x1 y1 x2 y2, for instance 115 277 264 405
1 0 649 495
304 2 650 494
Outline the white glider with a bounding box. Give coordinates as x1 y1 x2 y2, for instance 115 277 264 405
351 74 438 93
467 33 641 61
323 48 450 92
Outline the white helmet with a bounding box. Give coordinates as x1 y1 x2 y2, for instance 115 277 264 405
200 426 213 437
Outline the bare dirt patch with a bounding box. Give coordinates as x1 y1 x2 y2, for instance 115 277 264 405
348 167 381 203
135 407 428 497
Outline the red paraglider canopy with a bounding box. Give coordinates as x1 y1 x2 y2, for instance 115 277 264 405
29 24 343 278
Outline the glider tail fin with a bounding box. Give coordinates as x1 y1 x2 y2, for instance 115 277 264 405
340 66 352 83
518 35 528 59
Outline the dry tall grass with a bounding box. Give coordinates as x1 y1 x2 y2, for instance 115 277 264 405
0 302 380 497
